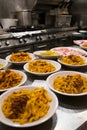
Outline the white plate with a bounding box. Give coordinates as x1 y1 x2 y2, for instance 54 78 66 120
0 86 58 127
46 71 87 96
33 50 61 59
80 43 87 50
73 40 87 45
6 53 36 65
51 47 87 56
23 59 61 76
0 58 8 69
0 69 27 92
72 32 81 35
79 30 87 33
58 55 87 68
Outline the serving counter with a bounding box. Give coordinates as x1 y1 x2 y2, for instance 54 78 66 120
0 45 87 130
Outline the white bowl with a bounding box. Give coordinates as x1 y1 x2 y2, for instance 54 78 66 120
0 69 27 92
23 59 61 76
0 58 8 69
51 47 87 56
46 71 87 96
58 55 87 68
80 43 87 50
6 53 36 65
0 86 58 127
33 50 61 59
73 40 87 45
79 30 87 34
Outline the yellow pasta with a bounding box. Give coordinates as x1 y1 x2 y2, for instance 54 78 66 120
53 74 87 94
10 52 32 62
28 60 56 73
2 87 52 124
41 50 59 56
0 64 3 68
0 69 23 90
60 55 86 65
82 43 87 48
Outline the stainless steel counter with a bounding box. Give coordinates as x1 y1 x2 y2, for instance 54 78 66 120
0 48 87 130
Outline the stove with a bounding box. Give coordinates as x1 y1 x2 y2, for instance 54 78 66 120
0 27 78 56
7 25 46 33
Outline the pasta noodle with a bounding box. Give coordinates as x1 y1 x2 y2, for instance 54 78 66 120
82 43 87 48
28 60 56 73
53 74 87 94
60 55 86 65
2 87 52 124
0 64 3 68
0 69 23 90
10 52 32 62
41 50 59 56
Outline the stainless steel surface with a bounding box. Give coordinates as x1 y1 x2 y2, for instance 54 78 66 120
0 0 87 28
0 0 70 28
0 27 78 52
0 26 86 130
55 15 72 27
0 45 87 130
14 10 32 27
0 0 26 17
25 0 37 11
0 18 18 30
0 0 37 20
12 0 37 26
0 32 70 49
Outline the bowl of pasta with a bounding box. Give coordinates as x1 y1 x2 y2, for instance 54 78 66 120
0 86 58 127
46 71 87 96
33 50 60 59
58 55 87 68
23 59 61 76
0 58 8 69
6 52 36 65
0 69 27 92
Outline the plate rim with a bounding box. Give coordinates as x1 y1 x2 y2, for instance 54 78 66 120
0 58 8 69
80 43 87 50
0 69 27 92
57 55 87 68
5 53 35 64
33 50 60 59
51 46 87 56
23 59 61 76
46 70 87 96
0 86 58 127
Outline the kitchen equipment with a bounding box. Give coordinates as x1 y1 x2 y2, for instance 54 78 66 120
0 18 18 30
14 9 32 27
55 15 72 27
0 26 77 53
12 0 37 27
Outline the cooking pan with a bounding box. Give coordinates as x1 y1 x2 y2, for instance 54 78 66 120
12 0 37 27
14 10 32 27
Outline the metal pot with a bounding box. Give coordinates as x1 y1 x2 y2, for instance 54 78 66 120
0 18 18 30
14 10 32 27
